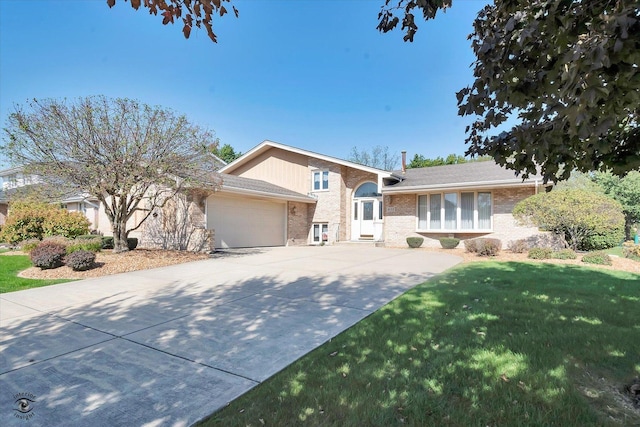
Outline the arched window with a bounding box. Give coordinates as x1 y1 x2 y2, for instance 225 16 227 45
354 182 380 198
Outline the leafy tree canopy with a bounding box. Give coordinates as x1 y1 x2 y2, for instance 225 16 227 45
349 145 399 171
212 143 242 164
3 96 220 252
407 153 467 169
592 170 640 238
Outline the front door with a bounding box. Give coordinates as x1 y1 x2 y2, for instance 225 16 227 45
359 200 375 238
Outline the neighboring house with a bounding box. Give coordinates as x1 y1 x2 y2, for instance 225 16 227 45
208 140 548 249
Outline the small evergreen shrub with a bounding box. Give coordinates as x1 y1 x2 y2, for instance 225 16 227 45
127 237 138 250
582 251 612 266
439 237 460 249
30 241 66 269
406 237 424 248
66 250 96 271
508 239 529 253
528 247 553 259
18 238 42 253
552 249 578 260
477 238 502 256
101 236 114 249
464 239 478 253
67 237 103 254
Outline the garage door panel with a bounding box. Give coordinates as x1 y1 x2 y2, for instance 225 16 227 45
208 196 286 249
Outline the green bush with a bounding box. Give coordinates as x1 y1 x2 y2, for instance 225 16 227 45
582 251 613 266
127 237 138 251
507 239 529 253
17 238 42 253
30 241 66 269
552 249 577 260
477 238 502 256
528 247 553 259
406 237 424 248
66 250 96 271
67 237 103 254
439 237 460 249
101 236 114 249
464 239 478 253
76 234 100 240
513 189 625 251
0 201 90 243
622 241 640 260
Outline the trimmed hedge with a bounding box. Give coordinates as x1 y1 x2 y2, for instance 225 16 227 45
30 241 66 269
528 247 553 260
582 251 612 266
127 238 138 250
508 239 529 254
67 237 103 254
66 250 96 271
439 237 460 249
465 238 502 256
552 249 577 260
406 237 424 248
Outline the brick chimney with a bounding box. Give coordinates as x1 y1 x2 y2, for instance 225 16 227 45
401 150 406 174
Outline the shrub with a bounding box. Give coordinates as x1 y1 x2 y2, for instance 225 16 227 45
439 237 460 249
76 234 100 240
477 238 502 256
507 239 529 253
65 250 96 271
582 251 612 266
30 241 66 269
406 237 424 248
0 201 90 243
513 189 625 251
17 238 42 253
42 235 70 247
101 236 114 249
67 237 103 254
127 237 139 251
622 242 640 260
464 239 478 253
528 247 553 259
552 249 578 260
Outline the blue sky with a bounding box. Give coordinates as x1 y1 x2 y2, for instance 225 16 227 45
0 0 488 168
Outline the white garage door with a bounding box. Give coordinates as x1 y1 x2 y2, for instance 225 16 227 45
207 195 286 249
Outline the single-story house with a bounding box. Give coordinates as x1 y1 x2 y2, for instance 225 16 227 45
206 140 548 249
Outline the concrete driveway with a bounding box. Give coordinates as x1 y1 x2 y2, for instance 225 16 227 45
0 246 460 426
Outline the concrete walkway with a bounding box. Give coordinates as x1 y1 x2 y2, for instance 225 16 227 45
0 246 461 426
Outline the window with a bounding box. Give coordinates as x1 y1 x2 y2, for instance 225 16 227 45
417 191 492 231
313 170 329 191
353 202 358 220
312 223 329 243
355 182 380 197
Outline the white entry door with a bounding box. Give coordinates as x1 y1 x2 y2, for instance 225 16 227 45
359 200 375 238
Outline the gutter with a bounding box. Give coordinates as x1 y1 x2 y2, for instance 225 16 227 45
382 179 539 194
218 186 317 203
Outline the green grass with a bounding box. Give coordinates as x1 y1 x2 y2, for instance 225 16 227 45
604 246 624 257
201 262 640 426
0 254 72 293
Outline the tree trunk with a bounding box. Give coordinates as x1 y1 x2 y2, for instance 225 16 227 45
112 220 129 253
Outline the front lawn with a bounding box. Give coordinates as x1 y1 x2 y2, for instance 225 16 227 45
0 254 72 293
202 262 640 426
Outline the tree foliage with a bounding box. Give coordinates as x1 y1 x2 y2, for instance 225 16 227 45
0 201 90 244
349 145 399 171
592 170 640 238
406 153 467 169
212 143 242 164
3 96 220 252
107 0 238 42
513 189 625 250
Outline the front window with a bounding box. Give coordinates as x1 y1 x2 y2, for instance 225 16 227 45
313 170 329 191
312 223 329 243
418 191 492 231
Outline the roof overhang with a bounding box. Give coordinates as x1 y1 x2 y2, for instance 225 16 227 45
382 179 545 194
216 185 317 204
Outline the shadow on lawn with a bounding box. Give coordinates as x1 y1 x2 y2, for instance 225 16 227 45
205 262 640 426
0 255 433 426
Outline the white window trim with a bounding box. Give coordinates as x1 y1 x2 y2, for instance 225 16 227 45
416 191 493 232
311 170 329 192
311 223 329 244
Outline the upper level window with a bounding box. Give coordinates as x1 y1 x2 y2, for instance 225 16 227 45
417 191 492 231
313 170 329 191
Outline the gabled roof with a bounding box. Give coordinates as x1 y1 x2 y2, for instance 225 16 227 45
218 173 316 203
383 161 545 193
220 140 398 179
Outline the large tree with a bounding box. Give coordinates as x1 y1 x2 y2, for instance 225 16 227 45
592 170 640 239
115 0 639 182
3 96 220 252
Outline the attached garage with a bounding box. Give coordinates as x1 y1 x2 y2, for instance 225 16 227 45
207 194 286 249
